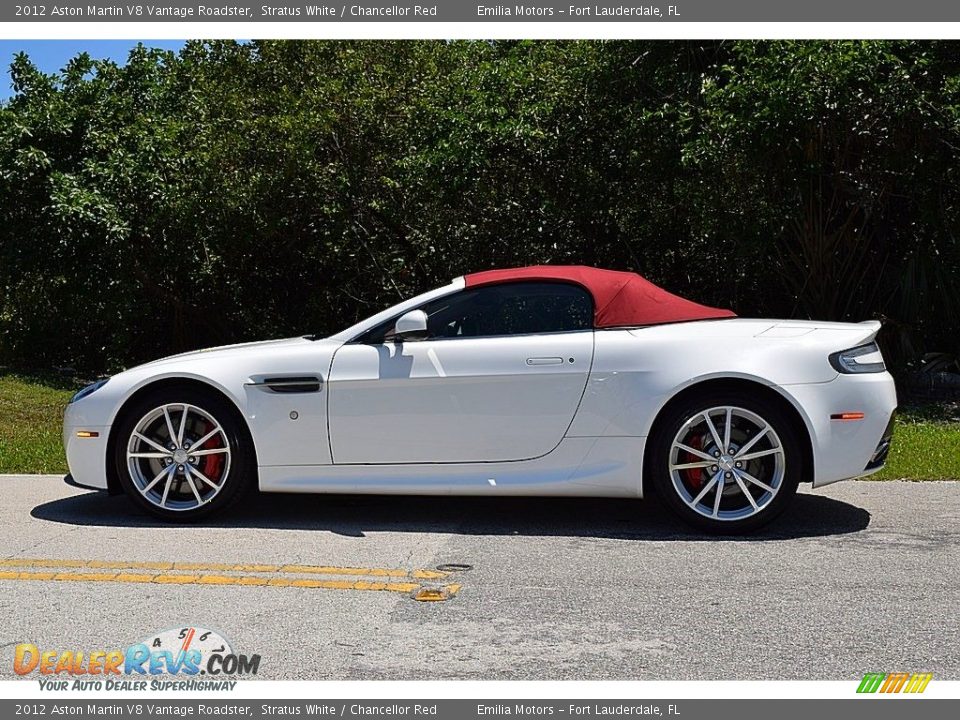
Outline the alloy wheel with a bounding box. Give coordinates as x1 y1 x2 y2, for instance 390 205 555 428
125 403 232 511
668 406 785 522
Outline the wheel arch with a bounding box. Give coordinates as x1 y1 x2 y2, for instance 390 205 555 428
641 377 814 497
105 376 256 495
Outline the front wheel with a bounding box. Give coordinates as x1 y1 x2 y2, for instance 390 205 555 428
113 387 255 521
648 393 801 533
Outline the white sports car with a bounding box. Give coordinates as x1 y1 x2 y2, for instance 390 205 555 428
63 266 897 532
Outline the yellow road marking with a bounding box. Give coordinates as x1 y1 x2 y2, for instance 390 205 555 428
279 564 448 580
266 577 421 592
413 584 462 602
0 558 448 579
115 573 154 583
0 558 462 599
153 574 201 584
54 572 118 582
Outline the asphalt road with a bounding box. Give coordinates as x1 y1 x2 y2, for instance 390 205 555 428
0 475 958 680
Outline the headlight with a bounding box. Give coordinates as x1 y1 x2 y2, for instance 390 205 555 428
829 342 886 374
69 378 109 404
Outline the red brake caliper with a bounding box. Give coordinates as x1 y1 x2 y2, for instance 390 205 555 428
684 435 704 489
198 420 224 483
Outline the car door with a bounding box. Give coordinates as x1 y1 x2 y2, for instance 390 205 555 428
327 282 595 464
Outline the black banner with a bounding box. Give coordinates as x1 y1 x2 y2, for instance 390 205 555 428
2 700 957 719
3 1 958 23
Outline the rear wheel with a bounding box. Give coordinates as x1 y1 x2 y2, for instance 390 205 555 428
114 387 254 521
648 392 801 533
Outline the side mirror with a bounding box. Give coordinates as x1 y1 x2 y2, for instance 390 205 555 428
392 310 428 341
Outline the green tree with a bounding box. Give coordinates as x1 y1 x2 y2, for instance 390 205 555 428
1 40 959 375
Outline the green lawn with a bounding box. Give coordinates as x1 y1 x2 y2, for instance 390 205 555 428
872 413 960 481
0 373 76 474
0 373 958 479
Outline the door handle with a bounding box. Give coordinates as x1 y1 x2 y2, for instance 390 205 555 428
526 357 564 366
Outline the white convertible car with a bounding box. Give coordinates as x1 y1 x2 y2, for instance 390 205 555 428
63 266 896 532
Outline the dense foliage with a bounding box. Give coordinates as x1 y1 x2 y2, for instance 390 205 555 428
2 40 959 373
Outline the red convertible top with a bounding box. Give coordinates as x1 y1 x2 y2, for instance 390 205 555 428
464 265 736 328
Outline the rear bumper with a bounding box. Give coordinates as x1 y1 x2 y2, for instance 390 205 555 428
783 371 898 487
863 413 896 472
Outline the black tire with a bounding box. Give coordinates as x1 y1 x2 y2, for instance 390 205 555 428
647 391 801 534
113 385 255 522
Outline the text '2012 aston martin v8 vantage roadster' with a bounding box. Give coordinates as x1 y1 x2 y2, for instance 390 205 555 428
63 265 896 532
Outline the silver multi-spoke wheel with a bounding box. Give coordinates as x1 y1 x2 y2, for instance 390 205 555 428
668 406 785 522
126 403 232 512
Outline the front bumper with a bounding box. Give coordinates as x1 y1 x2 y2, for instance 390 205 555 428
62 402 110 491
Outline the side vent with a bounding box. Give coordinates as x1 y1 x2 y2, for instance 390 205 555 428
260 376 322 393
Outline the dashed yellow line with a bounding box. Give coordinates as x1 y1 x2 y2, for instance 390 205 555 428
0 559 461 599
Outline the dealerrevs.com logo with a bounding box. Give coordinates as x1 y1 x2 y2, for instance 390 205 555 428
857 672 933 694
13 626 260 691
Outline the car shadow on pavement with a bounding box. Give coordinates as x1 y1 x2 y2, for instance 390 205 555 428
31 479 870 541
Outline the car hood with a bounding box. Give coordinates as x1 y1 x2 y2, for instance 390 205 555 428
131 336 327 370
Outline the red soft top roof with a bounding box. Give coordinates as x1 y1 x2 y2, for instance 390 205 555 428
464 265 736 328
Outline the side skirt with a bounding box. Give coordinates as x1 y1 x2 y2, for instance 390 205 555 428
258 437 645 498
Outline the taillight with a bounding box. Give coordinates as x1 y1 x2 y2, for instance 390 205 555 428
829 342 886 374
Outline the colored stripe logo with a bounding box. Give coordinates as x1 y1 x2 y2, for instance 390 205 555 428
857 672 932 694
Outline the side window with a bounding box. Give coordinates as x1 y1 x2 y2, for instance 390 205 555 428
356 282 592 343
